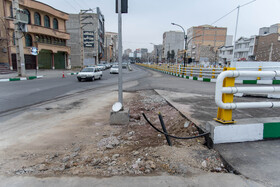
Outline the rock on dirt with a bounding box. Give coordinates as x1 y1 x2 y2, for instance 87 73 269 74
97 136 120 149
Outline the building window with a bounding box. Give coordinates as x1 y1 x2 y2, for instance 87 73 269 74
13 32 15 45
25 34 32 47
24 9 31 24
10 5 13 18
44 15 50 28
53 18 58 30
34 12 41 25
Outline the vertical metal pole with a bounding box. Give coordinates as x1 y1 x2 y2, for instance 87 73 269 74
79 12 84 68
158 113 172 146
118 0 123 105
232 5 240 64
13 0 25 77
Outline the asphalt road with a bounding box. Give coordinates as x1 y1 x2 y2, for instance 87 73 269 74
0 65 149 114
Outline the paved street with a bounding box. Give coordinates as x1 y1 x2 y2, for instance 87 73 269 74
0 66 148 115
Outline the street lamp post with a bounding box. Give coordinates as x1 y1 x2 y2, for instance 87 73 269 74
171 23 187 67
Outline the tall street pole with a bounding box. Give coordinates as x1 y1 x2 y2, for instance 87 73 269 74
171 23 187 67
231 5 240 65
13 0 26 77
118 0 123 105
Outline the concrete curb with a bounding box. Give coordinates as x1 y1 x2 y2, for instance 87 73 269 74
142 66 280 85
0 76 43 82
207 119 280 144
67 72 79 75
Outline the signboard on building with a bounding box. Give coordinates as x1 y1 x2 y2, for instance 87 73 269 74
83 31 94 47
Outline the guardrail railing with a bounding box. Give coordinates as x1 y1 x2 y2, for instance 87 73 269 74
214 70 280 124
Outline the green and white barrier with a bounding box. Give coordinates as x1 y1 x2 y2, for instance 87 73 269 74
207 121 280 144
0 76 43 82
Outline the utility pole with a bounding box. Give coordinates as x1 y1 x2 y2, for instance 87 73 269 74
79 11 84 68
13 0 26 77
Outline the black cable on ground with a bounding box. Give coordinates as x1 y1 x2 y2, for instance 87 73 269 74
142 113 210 140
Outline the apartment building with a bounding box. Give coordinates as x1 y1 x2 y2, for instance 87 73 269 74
0 0 70 70
162 31 184 61
66 8 105 67
187 25 227 62
259 23 280 36
218 46 233 64
104 32 118 62
255 33 280 61
233 36 256 61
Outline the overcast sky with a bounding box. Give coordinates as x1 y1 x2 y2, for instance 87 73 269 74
37 0 280 52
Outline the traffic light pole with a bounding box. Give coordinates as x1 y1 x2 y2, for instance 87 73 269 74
118 0 123 105
12 0 26 77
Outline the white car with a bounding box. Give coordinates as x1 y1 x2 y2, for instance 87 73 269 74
77 67 102 81
97 64 106 70
110 65 119 74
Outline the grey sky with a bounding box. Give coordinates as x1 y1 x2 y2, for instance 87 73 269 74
37 0 280 52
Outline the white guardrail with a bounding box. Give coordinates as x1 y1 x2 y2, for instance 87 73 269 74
215 70 280 110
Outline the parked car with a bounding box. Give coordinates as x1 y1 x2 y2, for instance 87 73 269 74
110 65 119 74
77 67 102 82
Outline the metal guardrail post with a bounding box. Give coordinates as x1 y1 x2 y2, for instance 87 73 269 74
214 67 236 124
199 68 202 78
212 69 215 79
257 66 262 80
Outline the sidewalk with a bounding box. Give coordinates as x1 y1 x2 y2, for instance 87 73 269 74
0 69 79 80
0 173 263 187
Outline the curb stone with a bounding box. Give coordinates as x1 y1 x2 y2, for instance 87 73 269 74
0 76 43 82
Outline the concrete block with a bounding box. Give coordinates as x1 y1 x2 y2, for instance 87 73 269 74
110 108 130 125
207 117 280 144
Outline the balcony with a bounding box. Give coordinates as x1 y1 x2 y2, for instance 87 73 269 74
7 20 70 40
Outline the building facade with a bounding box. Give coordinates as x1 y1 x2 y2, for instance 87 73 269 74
152 44 163 63
233 36 256 61
187 25 227 62
162 31 184 61
66 8 105 68
259 23 280 36
254 33 280 61
0 0 70 70
218 46 233 64
104 32 118 62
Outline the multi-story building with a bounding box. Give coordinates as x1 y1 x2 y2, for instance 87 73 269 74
218 46 233 64
233 36 256 61
66 8 105 68
0 0 70 70
104 32 118 62
152 44 163 63
259 23 280 35
187 25 227 62
254 33 280 61
124 48 132 56
162 31 184 61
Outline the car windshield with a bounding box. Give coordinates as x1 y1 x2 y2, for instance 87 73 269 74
112 65 118 68
81 68 94 72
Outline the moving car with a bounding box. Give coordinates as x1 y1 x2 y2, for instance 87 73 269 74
77 67 102 82
110 65 119 74
97 64 106 70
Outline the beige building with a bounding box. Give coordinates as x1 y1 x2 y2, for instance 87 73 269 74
0 0 70 70
103 32 118 63
187 25 227 62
